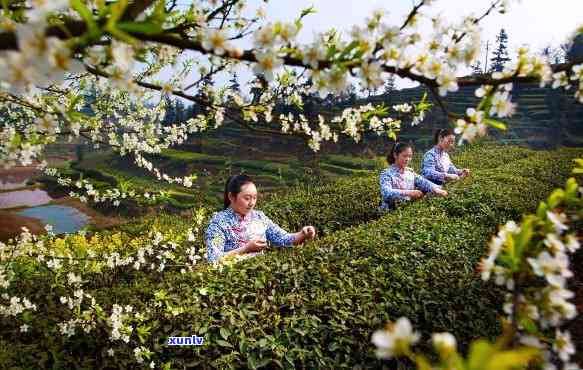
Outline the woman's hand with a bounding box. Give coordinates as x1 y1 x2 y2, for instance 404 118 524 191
244 238 267 253
301 226 317 240
407 190 424 199
461 169 470 178
434 187 448 197
445 173 460 182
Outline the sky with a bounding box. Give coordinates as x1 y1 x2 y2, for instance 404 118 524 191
260 0 582 51
168 0 583 98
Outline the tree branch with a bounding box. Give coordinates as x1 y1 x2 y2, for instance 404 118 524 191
84 64 305 139
183 64 226 91
224 108 307 138
452 0 503 44
206 0 241 22
457 58 583 86
2 14 579 94
428 86 456 120
400 0 426 30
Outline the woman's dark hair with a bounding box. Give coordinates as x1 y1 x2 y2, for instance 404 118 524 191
386 142 413 165
434 128 455 145
223 174 254 210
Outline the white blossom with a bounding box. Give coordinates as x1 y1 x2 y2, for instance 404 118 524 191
528 252 572 287
432 332 457 355
253 51 283 81
490 91 516 118
371 317 420 359
302 44 326 69
553 330 575 362
547 212 569 234
253 23 277 48
201 28 231 55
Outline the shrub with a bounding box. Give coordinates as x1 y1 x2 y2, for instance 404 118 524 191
260 144 539 236
1 146 581 369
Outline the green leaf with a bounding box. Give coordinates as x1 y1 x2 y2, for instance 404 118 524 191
325 43 338 60
95 0 108 17
486 348 539 370
247 355 257 369
2 0 10 16
294 19 303 33
137 325 151 343
513 217 533 264
105 0 141 44
256 358 272 368
10 132 22 147
518 317 538 335
468 339 494 370
106 0 128 25
565 177 578 198
337 41 361 61
536 201 547 218
216 339 233 348
220 327 230 340
22 310 33 323
71 0 99 35
484 118 507 130
117 21 164 35
414 354 432 370
108 26 140 44
151 0 168 23
300 6 317 19
547 188 565 209
416 92 432 112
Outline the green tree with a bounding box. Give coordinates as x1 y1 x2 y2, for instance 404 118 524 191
567 33 583 62
489 28 511 72
383 74 396 95
471 60 483 75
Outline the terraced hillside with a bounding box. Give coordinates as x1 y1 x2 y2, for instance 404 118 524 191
362 82 583 148
56 148 385 211
189 82 583 159
37 83 582 216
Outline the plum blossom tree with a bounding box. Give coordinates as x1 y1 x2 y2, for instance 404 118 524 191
0 0 579 205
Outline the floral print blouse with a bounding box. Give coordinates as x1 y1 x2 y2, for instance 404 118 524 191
205 207 295 262
421 146 463 184
379 165 438 209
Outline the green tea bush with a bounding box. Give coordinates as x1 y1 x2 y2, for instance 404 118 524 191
1 146 581 369
321 154 385 170
261 144 538 236
448 143 534 171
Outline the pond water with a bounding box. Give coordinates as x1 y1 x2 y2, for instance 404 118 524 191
0 189 53 209
17 205 90 234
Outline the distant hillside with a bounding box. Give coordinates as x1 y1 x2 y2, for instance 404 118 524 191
179 82 583 161
357 82 583 149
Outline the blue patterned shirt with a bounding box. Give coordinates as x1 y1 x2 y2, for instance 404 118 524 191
379 165 438 209
421 146 463 184
205 207 295 262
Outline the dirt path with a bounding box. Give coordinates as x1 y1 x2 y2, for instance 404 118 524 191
0 211 46 241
